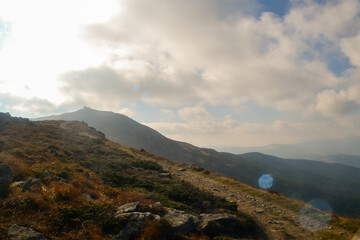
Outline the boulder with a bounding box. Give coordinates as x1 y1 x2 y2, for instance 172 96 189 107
163 208 199 234
22 177 41 192
158 173 171 178
0 164 13 195
116 201 140 214
199 213 245 238
8 224 48 240
113 212 160 240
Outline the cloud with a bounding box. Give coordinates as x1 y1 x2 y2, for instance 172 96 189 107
316 89 360 118
341 33 360 67
117 107 134 117
0 93 70 117
56 0 360 120
146 106 360 147
161 109 176 118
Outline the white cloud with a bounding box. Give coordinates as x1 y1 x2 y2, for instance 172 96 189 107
316 89 359 118
341 33 360 67
57 0 359 118
147 106 360 147
117 107 134 117
161 109 176 118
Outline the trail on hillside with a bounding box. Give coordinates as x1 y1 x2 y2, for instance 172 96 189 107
126 149 351 240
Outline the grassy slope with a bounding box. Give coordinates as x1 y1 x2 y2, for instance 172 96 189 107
0 116 264 240
38 108 360 217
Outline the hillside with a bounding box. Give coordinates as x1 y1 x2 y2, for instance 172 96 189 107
0 112 264 240
319 154 360 169
218 139 360 168
39 108 360 217
37 107 195 163
1 113 359 239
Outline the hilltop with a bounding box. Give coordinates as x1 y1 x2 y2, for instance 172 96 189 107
1 113 359 239
39 108 360 217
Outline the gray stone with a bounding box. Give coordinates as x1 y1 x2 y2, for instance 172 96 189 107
113 212 159 240
199 213 245 238
158 173 171 178
22 177 41 192
145 193 155 199
8 224 48 240
116 201 140 214
163 208 199 234
0 164 13 195
255 208 264 214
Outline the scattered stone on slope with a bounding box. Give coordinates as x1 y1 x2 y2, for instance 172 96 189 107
199 213 246 238
116 201 140 214
0 164 13 195
163 208 199 234
22 177 41 192
8 224 48 240
113 212 160 240
158 172 171 178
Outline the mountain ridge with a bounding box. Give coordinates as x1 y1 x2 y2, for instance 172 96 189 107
38 108 360 217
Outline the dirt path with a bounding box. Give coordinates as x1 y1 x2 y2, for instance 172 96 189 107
160 163 314 240
124 148 351 240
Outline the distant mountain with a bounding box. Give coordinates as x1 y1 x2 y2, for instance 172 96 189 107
38 108 360 217
37 107 197 164
216 139 360 168
320 154 360 169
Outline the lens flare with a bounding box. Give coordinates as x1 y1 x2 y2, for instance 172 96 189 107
351 228 360 240
299 199 333 232
258 174 273 189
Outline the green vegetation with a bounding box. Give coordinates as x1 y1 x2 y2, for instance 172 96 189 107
58 204 127 234
317 231 347 240
0 116 250 239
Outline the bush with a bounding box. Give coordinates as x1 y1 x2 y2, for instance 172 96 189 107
131 160 164 172
58 204 127 234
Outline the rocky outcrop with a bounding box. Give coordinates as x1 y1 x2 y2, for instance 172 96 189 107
199 213 246 238
163 208 199 234
113 202 248 239
116 201 140 214
22 177 41 192
0 164 13 195
8 224 48 240
113 212 160 240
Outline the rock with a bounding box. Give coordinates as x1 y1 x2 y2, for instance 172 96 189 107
178 168 186 172
163 208 199 234
113 212 159 240
255 208 264 214
199 214 246 238
0 112 11 119
0 164 13 195
116 201 140 214
8 224 48 240
47 174 69 183
145 193 156 199
22 177 41 192
158 173 171 178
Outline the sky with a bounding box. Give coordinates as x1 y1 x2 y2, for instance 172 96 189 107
1 0 360 148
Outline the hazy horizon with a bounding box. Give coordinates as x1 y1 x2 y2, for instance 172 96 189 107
1 0 360 147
